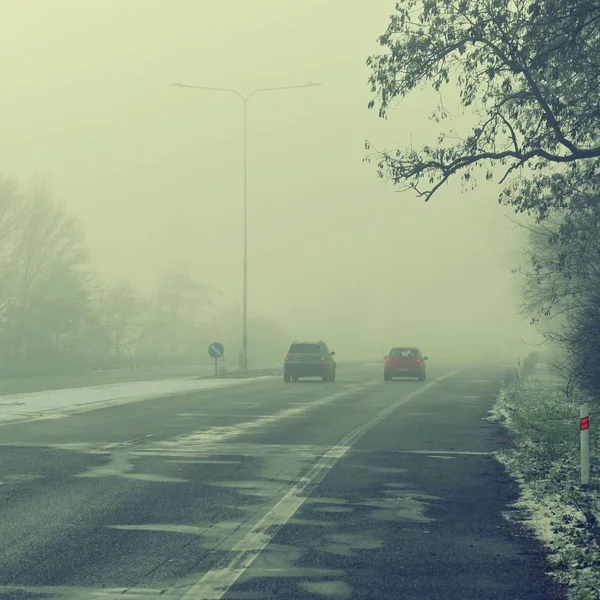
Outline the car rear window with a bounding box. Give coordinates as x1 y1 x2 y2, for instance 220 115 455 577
390 348 420 357
289 343 321 354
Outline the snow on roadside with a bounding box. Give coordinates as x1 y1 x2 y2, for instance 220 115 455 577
0 376 278 425
488 365 600 600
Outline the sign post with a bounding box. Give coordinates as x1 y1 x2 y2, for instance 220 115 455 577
208 342 225 377
580 403 590 487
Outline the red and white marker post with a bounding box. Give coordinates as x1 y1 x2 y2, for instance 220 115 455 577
580 403 590 487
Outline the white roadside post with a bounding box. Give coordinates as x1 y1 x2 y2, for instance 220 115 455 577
580 403 590 487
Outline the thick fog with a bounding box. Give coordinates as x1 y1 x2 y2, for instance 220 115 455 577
0 0 534 367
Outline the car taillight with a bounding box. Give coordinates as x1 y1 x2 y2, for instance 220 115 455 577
415 358 421 364
319 356 325 362
285 354 291 361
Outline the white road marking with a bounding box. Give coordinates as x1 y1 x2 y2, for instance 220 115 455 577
179 369 460 599
148 383 382 453
109 524 208 535
0 378 280 428
72 383 380 478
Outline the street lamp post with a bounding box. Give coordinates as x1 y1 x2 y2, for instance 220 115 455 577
170 81 321 373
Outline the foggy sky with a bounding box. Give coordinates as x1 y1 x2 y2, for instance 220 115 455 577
1 0 533 358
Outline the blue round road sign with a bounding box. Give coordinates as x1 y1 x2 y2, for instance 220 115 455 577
208 342 225 359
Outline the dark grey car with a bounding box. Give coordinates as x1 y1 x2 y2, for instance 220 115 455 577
283 341 336 382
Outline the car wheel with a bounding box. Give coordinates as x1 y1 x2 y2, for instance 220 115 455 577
418 373 426 381
284 374 291 383
292 376 299 382
330 369 336 382
384 373 392 381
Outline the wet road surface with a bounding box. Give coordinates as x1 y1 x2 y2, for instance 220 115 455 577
0 363 564 599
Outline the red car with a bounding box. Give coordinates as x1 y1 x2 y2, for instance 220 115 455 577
384 347 428 381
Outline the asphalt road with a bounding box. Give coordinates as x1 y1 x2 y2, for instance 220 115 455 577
0 363 565 600
0 362 362 396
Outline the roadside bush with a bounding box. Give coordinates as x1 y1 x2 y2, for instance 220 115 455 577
522 352 539 378
490 365 600 599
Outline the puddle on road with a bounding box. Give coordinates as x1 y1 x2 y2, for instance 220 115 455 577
210 479 290 498
304 497 349 505
107 520 246 550
358 486 440 523
299 580 353 599
340 463 407 474
166 459 240 465
288 518 336 527
3 473 45 482
128 473 189 483
75 450 188 483
238 542 344 582
318 533 382 557
108 523 207 535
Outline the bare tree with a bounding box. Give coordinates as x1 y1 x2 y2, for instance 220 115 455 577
365 0 600 219
3 180 90 368
208 304 291 369
518 200 600 403
519 204 600 318
0 175 23 320
97 281 147 359
144 265 219 359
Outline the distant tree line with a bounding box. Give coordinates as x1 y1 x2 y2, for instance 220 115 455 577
367 0 600 408
0 174 289 377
